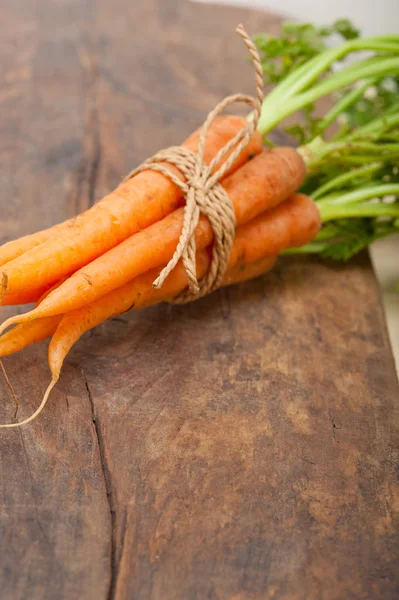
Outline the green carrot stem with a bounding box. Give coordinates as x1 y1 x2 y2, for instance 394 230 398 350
253 27 399 261
321 141 399 156
319 202 399 221
262 37 399 106
346 112 399 139
304 140 399 167
315 154 398 166
385 101 399 115
282 243 329 255
316 79 376 134
312 163 383 200
317 183 399 205
330 123 352 141
257 56 399 135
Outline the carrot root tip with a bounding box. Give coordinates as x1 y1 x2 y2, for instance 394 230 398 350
0 311 35 337
0 374 59 428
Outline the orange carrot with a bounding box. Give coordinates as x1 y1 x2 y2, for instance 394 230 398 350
0 219 76 268
1 290 45 306
228 193 321 264
0 279 67 354
3 149 306 325
2 284 58 306
1 276 68 306
0 316 62 357
1 117 262 296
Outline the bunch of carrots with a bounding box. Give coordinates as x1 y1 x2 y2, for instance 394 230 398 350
1 20 398 426
0 119 320 426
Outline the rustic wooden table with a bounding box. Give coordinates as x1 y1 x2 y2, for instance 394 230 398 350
1 1 398 598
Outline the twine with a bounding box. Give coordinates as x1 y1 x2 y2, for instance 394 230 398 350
124 24 264 303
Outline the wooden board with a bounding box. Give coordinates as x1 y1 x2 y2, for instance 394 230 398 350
0 0 398 598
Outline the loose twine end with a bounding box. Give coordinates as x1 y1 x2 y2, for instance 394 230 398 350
125 25 264 303
0 359 19 420
0 374 59 429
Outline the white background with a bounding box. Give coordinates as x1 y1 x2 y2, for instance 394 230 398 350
197 0 399 36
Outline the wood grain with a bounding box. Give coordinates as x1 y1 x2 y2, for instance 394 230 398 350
0 0 398 598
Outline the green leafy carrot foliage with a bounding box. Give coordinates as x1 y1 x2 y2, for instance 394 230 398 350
254 20 399 264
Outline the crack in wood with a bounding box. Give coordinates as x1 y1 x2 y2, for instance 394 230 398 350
87 104 102 208
18 428 52 549
331 416 340 443
82 370 117 600
69 41 102 214
83 42 102 209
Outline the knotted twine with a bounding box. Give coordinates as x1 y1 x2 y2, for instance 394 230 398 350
123 24 264 303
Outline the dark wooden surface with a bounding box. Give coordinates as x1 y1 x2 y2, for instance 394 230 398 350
0 0 398 598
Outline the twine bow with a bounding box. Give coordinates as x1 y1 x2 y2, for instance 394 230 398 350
124 24 264 303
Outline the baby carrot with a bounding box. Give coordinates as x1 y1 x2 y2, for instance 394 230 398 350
1 276 68 306
228 193 321 264
0 189 315 360
1 116 262 296
2 290 47 306
2 283 60 306
0 219 76 267
0 316 62 357
3 148 306 325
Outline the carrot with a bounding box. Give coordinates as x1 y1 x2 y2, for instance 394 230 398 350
228 193 321 264
0 316 62 357
1 148 306 326
0 279 67 354
0 219 76 268
1 290 46 306
1 276 68 307
1 117 262 297
2 284 59 306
